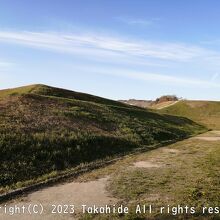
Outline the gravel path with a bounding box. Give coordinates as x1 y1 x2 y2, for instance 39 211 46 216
0 177 117 220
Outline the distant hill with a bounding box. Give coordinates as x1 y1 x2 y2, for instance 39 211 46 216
0 85 205 191
118 99 152 108
157 100 220 130
119 95 179 109
121 95 220 129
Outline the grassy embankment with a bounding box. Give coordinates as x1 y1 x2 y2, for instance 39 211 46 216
157 100 220 130
0 85 206 193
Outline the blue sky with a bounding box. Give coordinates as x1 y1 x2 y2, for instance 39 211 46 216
0 0 220 100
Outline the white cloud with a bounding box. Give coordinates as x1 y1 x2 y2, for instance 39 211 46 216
116 17 158 27
0 61 13 67
0 31 212 62
211 72 219 81
73 65 220 89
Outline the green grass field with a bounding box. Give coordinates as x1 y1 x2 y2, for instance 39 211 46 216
157 100 220 130
0 85 206 193
77 131 220 220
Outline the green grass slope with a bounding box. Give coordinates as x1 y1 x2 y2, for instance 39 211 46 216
0 85 206 191
158 100 220 130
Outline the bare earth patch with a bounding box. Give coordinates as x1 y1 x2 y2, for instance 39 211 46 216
162 148 179 154
193 130 220 141
145 193 160 202
133 161 163 168
0 176 118 220
194 136 220 141
209 130 220 135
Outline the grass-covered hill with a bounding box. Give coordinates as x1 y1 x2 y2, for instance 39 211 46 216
0 85 206 191
157 100 220 130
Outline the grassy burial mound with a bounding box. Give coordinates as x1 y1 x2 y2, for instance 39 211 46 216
157 100 220 130
0 84 206 191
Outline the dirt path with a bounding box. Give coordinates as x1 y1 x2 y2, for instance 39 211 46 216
0 177 118 220
193 130 220 141
153 100 179 109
